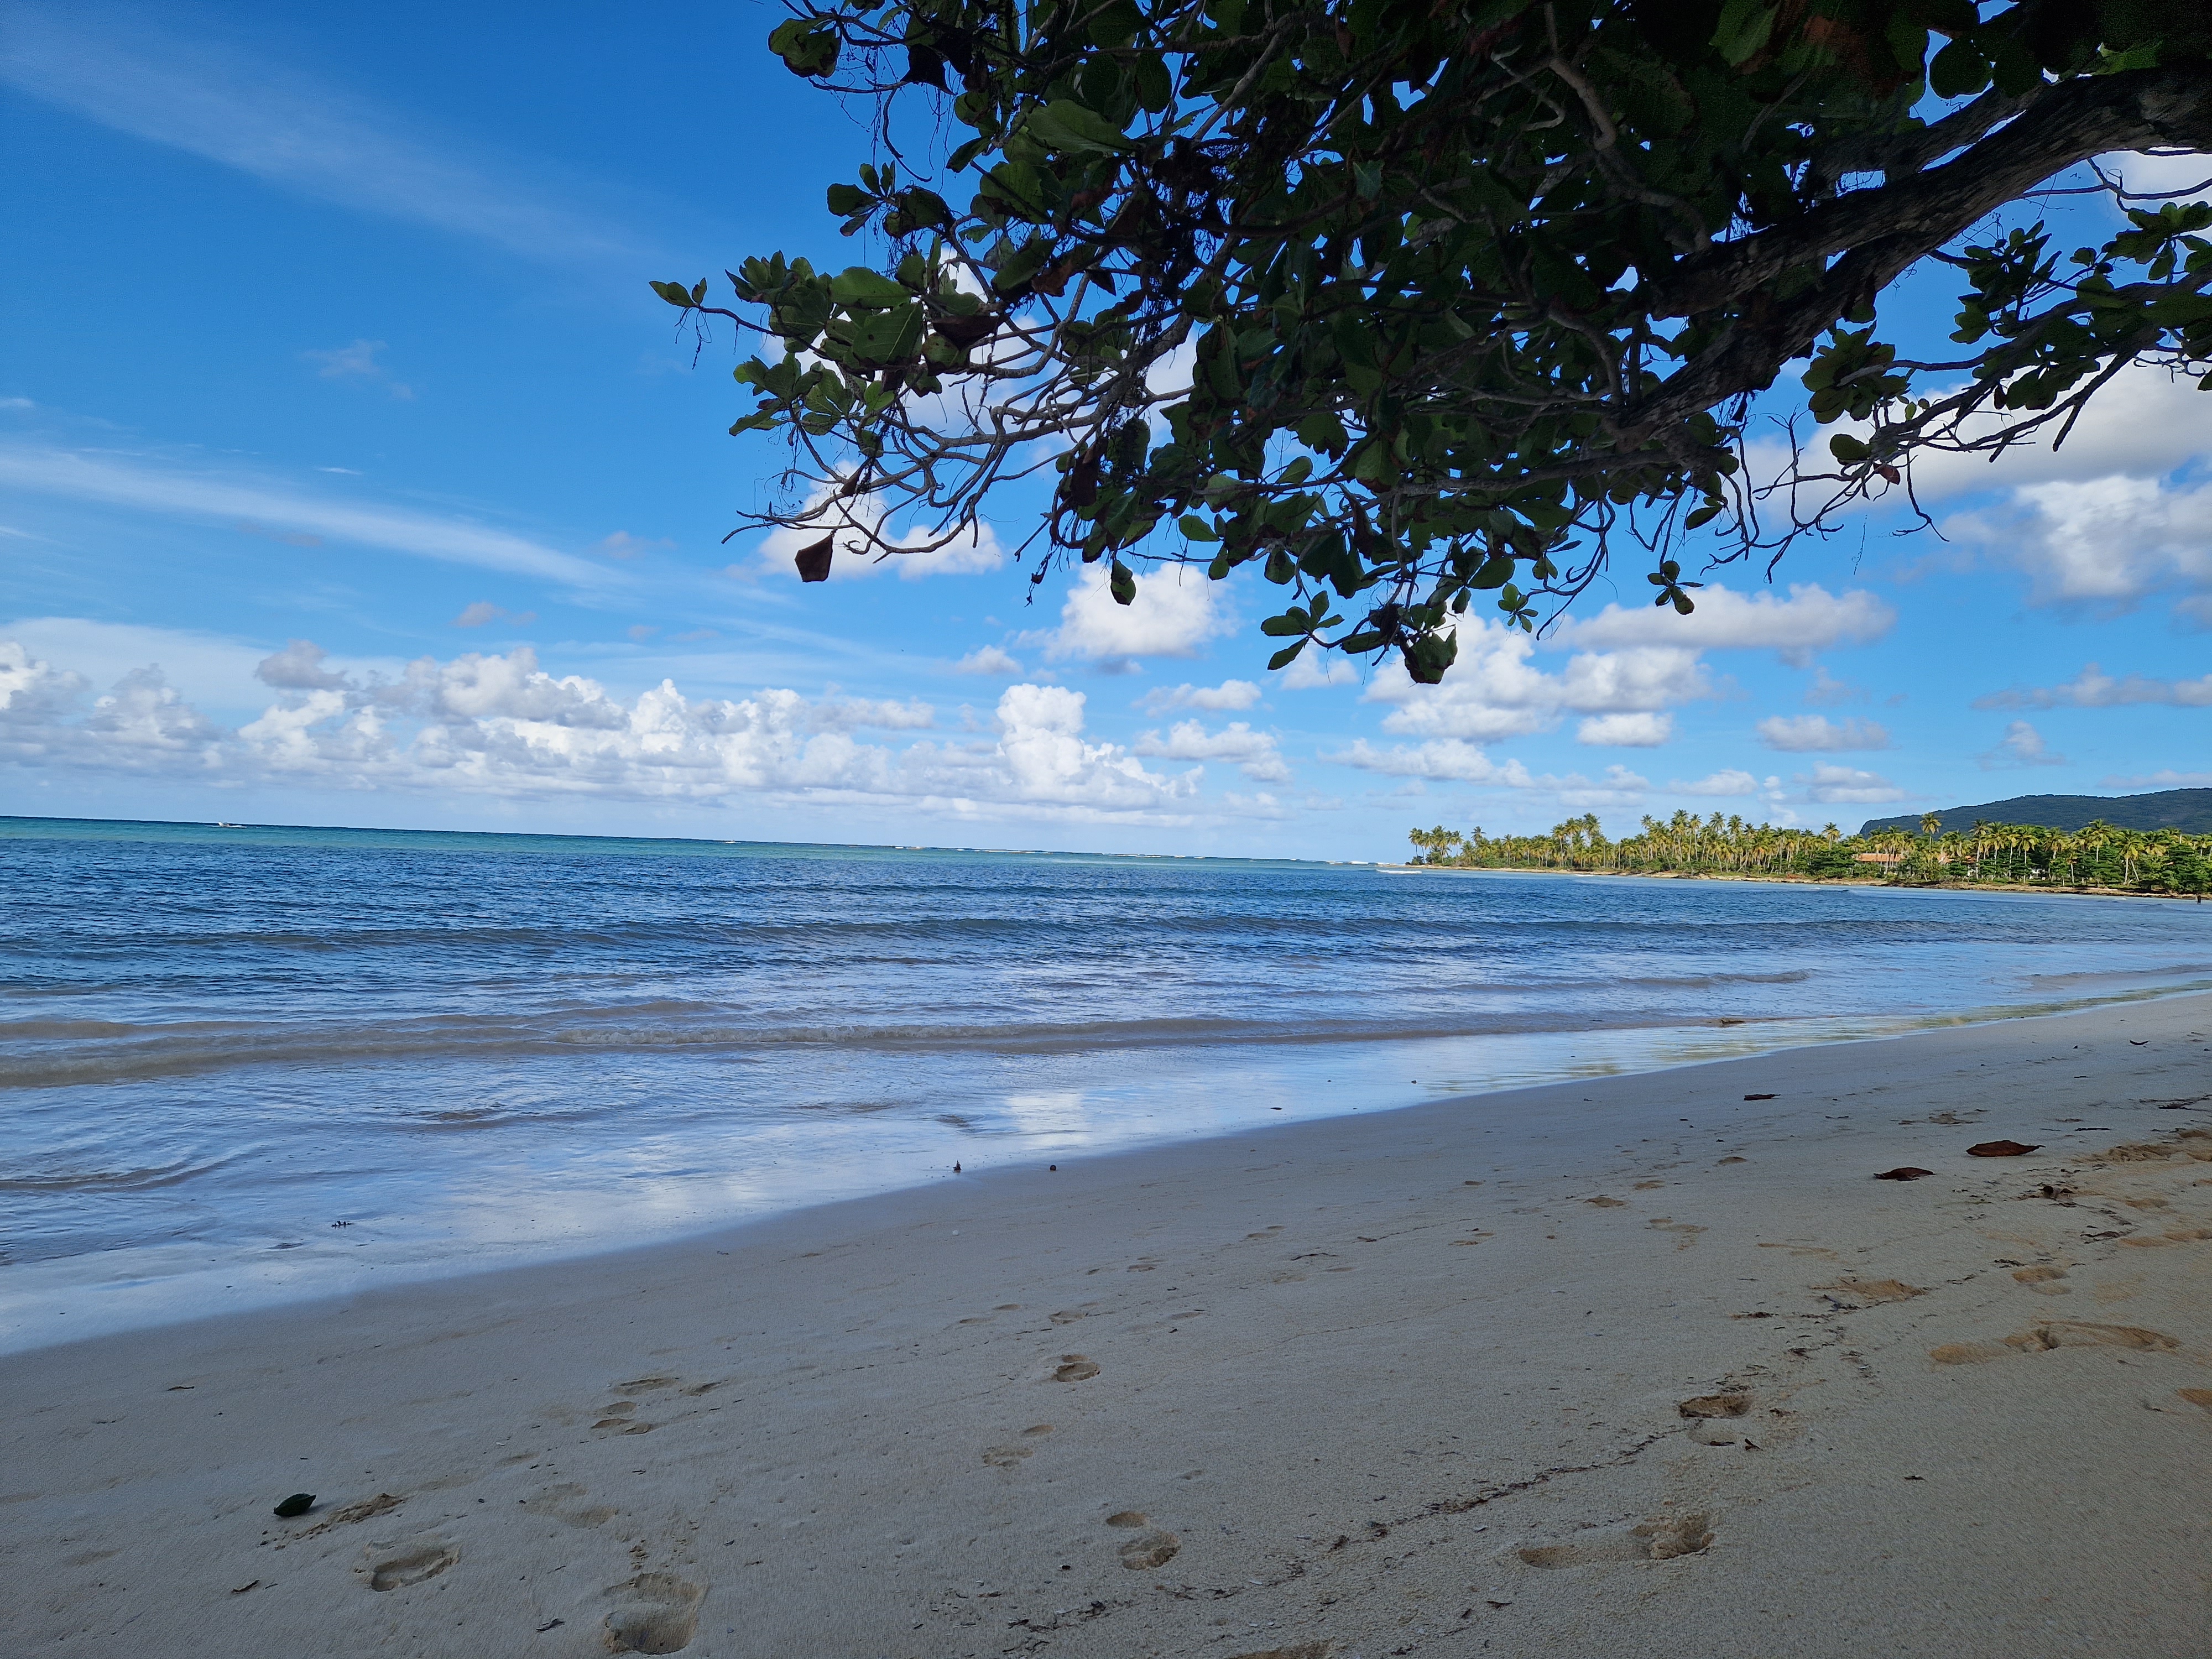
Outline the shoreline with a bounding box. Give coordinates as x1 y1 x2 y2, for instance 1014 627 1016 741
1379 861 2212 900
8 993 2212 1655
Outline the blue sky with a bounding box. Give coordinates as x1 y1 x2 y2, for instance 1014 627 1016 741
3 1 2208 859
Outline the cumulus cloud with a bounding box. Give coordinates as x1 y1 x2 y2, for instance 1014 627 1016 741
1974 661 2212 710
1980 719 2067 769
1323 738 1647 808
952 645 1024 676
1276 653 1360 690
1755 714 1892 752
255 639 350 690
1045 563 1224 665
1136 679 1261 714
1667 769 1766 797
1363 621 1710 744
754 484 1005 582
1577 711 1672 747
1563 583 1896 665
1131 719 1290 783
1803 666 1864 706
2 637 1212 823
1944 474 2212 615
1795 763 1907 804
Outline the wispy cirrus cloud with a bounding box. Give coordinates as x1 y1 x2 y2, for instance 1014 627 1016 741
1974 662 2212 710
0 4 640 265
0 445 609 587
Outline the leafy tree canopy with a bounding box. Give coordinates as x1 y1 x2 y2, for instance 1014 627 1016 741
656 0 2212 685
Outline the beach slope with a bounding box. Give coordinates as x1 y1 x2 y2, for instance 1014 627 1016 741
6 994 2212 1657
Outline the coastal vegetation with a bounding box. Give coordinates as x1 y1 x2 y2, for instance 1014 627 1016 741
660 2 2210 686
1406 811 2212 896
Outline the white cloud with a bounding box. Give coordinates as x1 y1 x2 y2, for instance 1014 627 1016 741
2 637 1209 823
1980 719 2067 769
1321 739 1646 807
1945 474 2212 614
0 446 609 586
1363 622 1709 744
1276 652 1360 690
1756 714 1891 752
594 531 674 560
952 645 1024 676
3 615 274 713
1131 719 1290 783
1804 666 1863 706
1796 763 1907 804
2104 769 2212 789
1326 737 1533 786
452 601 536 629
303 339 412 400
1563 583 1896 665
1136 679 1261 714
1668 769 1764 797
1576 711 1672 747
0 6 635 265
1046 563 1224 664
1974 661 2212 709
754 485 1005 581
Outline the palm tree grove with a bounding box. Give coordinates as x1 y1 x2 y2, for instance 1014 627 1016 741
1406 813 2212 898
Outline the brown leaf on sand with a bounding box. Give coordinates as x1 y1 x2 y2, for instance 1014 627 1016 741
2176 1389 2212 1410
1874 1167 1934 1181
1968 1140 2041 1157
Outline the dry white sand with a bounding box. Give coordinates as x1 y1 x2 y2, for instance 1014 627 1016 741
7 994 2212 1657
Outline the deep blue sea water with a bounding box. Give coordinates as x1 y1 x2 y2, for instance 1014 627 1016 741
6 813 2211 1350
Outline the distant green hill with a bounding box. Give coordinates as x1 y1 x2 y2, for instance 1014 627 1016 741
1861 790 2212 837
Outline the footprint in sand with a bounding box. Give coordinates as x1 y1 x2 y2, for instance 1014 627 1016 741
1112 1517 1180 1569
1930 1320 2180 1364
1585 1196 1627 1208
1678 1393 1751 1420
2013 1266 2070 1295
299 1492 402 1537
1053 1355 1101 1381
592 1401 655 1432
1814 1277 1924 1305
1648 1218 1705 1251
1226 1645 1329 1659
359 1536 460 1591
521 1483 616 1528
602 1571 706 1654
1517 1514 1713 1567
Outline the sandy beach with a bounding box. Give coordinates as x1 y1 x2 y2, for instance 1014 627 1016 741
7 993 2212 1657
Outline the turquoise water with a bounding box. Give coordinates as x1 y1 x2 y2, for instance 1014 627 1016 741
4 812 2210 1350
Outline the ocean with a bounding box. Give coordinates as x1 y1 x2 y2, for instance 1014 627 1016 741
5 813 2210 1351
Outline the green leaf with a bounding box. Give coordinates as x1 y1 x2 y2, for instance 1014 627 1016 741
831 268 911 307
768 19 839 77
1026 100 1135 155
1177 514 1221 542
1109 560 1137 605
650 280 697 309
1713 0 1775 65
1263 549 1296 584
826 184 869 216
1828 432 1871 464
1927 38 1987 98
1266 640 1308 671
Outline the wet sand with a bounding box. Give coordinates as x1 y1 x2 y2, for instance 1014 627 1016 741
6 993 2212 1657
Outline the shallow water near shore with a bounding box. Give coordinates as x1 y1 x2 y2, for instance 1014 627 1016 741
5 812 2210 1350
